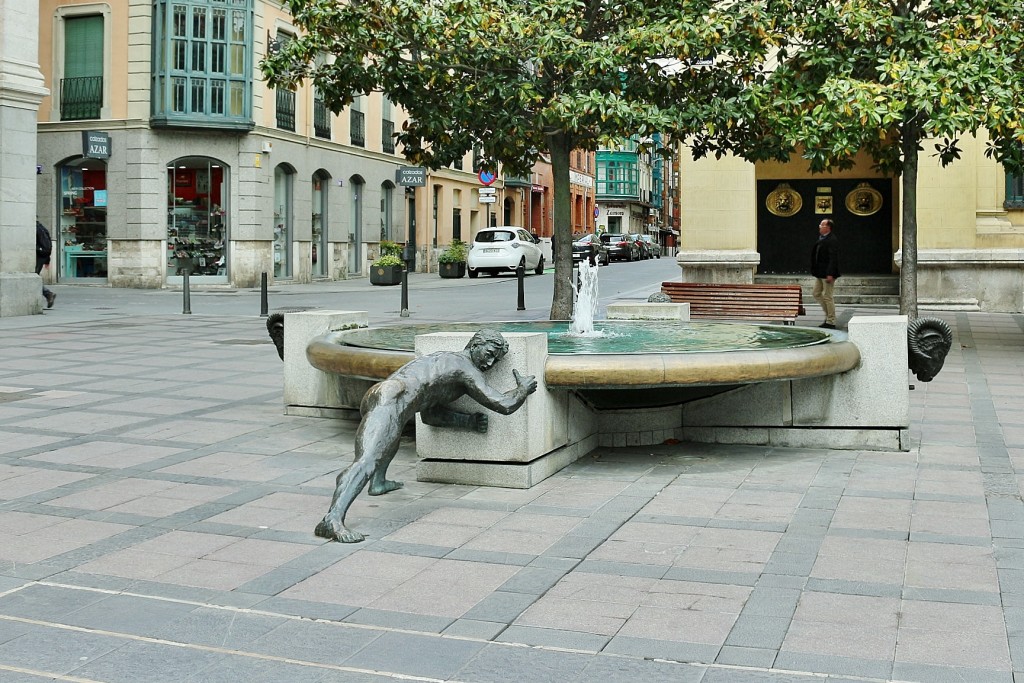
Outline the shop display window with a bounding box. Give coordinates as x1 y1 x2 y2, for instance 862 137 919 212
167 158 227 277
59 160 108 279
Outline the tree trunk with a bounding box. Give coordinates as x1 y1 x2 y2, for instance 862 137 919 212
899 118 919 320
547 132 574 320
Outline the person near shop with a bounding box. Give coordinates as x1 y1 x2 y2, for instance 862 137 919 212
811 218 839 329
35 221 56 309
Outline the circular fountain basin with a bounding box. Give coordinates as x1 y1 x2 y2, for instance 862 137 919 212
307 321 860 408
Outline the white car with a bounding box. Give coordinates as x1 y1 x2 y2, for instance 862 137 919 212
467 227 545 278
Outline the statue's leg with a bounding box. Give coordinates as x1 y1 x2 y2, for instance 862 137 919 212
368 438 403 495
315 455 375 543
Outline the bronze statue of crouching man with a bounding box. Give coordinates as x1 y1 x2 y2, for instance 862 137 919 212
315 329 538 543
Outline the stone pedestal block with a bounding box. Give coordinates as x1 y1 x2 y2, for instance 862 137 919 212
283 311 371 413
606 302 690 321
675 250 760 284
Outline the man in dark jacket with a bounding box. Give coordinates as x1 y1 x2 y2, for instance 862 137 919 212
35 221 56 308
811 219 839 328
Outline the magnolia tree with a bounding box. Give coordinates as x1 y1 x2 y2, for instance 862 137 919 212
262 0 771 319
728 0 1024 318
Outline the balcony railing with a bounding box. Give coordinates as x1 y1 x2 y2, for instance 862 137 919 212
382 118 395 153
276 89 295 131
350 109 365 147
60 76 103 121
314 98 331 139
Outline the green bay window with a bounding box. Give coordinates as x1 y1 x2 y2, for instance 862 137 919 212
152 0 254 130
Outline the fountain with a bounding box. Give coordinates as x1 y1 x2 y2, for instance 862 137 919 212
283 268 909 487
568 259 599 336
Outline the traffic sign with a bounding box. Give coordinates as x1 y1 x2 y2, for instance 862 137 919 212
478 170 497 186
478 187 496 195
478 195 496 204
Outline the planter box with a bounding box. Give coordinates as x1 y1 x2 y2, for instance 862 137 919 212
369 264 404 286
439 262 466 279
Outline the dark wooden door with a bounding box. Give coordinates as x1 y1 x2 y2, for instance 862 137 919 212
756 178 893 275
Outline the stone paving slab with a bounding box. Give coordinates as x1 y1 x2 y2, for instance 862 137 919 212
1 294 1024 681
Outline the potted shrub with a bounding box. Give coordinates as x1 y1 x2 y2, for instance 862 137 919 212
370 241 404 285
438 239 468 278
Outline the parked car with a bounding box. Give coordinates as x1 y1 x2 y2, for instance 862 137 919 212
572 233 610 266
600 233 640 262
639 234 662 258
629 234 652 260
467 227 545 278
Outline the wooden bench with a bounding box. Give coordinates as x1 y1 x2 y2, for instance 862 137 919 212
660 282 806 325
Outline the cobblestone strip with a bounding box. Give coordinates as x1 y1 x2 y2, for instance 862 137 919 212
958 313 1024 678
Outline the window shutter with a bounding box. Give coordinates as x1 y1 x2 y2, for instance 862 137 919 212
64 15 104 79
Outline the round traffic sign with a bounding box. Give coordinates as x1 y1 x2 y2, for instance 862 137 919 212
478 170 496 186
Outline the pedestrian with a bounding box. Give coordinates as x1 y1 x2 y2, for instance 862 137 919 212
811 218 839 328
35 221 56 309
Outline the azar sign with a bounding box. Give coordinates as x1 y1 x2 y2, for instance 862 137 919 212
82 131 111 160
396 166 426 187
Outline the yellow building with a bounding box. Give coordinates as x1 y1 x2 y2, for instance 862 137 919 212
677 136 1024 312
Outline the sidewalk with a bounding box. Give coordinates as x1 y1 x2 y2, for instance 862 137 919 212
1 288 1023 682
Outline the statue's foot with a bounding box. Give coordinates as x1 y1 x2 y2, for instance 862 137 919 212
314 517 365 543
368 479 404 496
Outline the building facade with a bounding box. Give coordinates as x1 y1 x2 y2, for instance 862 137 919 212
595 136 663 239
36 0 427 288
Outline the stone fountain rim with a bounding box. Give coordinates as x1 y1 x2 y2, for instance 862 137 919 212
306 323 861 389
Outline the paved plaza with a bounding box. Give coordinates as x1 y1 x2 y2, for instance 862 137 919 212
1 277 1024 682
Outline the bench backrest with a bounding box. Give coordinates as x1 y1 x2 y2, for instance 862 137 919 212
661 282 805 323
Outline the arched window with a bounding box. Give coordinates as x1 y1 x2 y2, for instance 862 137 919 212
274 164 295 278
167 156 228 281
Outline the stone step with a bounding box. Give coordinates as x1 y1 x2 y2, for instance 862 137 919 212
755 275 900 306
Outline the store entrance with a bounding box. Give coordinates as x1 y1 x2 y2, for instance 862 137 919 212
167 158 228 282
58 158 108 280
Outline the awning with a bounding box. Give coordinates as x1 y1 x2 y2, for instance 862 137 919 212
659 228 680 236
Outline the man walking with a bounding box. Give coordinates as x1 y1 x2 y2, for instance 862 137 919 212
36 221 56 308
811 218 839 328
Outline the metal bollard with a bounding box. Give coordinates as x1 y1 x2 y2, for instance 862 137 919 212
182 270 192 314
400 264 410 317
516 263 526 311
260 272 268 317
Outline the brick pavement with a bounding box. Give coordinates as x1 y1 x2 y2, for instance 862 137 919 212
0 283 1023 682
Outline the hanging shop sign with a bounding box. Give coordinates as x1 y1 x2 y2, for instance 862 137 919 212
396 166 427 187
82 131 111 160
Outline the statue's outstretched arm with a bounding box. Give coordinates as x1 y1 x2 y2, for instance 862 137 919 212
463 368 538 415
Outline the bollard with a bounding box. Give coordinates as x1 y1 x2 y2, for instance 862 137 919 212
260 272 269 317
400 264 410 317
182 270 192 315
516 262 526 311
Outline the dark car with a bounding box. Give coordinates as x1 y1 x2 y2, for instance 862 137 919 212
639 234 662 259
629 234 652 260
601 233 640 262
572 233 610 266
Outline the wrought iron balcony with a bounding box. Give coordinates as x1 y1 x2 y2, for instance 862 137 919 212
382 118 395 153
314 98 331 139
350 109 365 147
60 76 102 121
276 89 295 131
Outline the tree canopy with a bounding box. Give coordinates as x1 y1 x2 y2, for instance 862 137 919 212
263 0 771 319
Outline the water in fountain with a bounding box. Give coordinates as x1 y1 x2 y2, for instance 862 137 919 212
568 259 601 336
